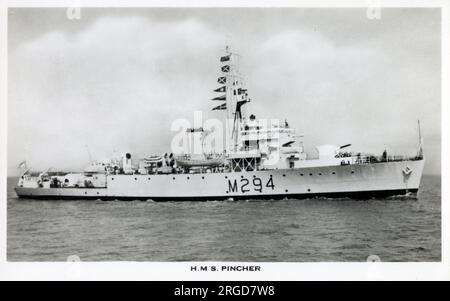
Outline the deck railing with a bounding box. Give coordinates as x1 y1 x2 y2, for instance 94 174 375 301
348 154 422 165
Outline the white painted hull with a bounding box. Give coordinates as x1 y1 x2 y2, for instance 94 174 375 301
14 160 424 201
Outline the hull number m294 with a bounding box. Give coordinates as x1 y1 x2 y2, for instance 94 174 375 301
227 176 275 194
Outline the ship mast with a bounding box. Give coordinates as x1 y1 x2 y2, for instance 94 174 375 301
211 46 250 153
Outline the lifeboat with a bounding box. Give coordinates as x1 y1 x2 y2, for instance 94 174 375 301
176 156 225 167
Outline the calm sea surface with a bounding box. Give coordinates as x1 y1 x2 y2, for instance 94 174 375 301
7 175 441 262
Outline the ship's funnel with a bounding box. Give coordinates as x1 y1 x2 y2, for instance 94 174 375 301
122 152 133 174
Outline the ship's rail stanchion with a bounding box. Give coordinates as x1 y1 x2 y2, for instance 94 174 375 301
352 154 419 165
352 155 371 165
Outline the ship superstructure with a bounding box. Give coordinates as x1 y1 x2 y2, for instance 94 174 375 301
14 47 425 201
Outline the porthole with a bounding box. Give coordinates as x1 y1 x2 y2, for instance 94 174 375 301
300 173 304 176
173 177 175 180
307 188 311 192
241 175 244 178
351 171 355 174
187 177 190 180
148 178 151 180
225 176 228 179
318 173 322 176
134 178 137 180
111 178 114 180
85 192 87 194
202 176 205 179
285 189 288 192
332 172 336 175
97 192 99 195
282 174 286 177
309 173 313 176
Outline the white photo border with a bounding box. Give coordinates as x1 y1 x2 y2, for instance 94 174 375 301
0 0 448 281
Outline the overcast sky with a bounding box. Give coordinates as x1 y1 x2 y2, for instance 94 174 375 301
7 7 441 175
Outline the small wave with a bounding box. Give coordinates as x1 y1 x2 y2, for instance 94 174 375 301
341 243 371 250
410 246 428 252
257 229 278 235
243 199 270 203
287 223 300 229
386 192 418 200
225 198 238 202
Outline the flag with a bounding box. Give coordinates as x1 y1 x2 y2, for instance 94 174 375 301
186 127 204 133
214 86 226 93
221 65 230 72
234 100 249 119
212 95 226 101
236 100 248 108
220 55 230 62
17 160 27 169
217 77 226 84
238 88 247 95
212 103 227 110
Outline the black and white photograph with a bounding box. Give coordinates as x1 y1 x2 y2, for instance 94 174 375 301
1 0 448 281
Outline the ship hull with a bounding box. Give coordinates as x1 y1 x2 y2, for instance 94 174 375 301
14 159 424 201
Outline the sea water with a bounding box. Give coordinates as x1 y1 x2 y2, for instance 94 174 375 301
7 175 441 261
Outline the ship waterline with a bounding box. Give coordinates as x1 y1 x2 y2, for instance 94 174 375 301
15 159 424 201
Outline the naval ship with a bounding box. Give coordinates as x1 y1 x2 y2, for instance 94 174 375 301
14 47 425 201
